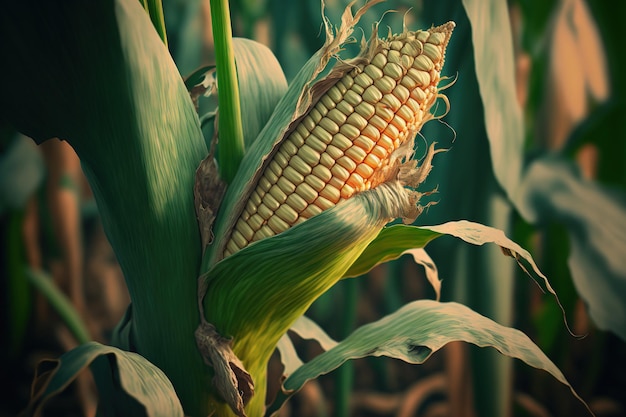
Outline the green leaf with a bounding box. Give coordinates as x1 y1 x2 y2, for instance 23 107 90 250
24 341 184 417
25 268 91 345
343 224 440 278
461 0 524 196
0 1 211 414
516 157 626 341
277 300 591 415
289 314 338 351
233 38 288 149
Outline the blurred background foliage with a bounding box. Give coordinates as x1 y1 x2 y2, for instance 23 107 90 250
1 0 625 416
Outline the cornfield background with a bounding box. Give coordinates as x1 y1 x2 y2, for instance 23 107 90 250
1 0 625 416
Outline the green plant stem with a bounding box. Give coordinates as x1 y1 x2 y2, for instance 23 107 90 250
25 267 91 344
337 278 358 417
140 0 168 46
210 0 245 183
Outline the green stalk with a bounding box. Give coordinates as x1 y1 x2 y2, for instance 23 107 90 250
210 0 245 183
25 268 91 344
140 0 168 46
336 279 358 417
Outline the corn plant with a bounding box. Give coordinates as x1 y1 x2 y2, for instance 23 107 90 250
0 0 596 416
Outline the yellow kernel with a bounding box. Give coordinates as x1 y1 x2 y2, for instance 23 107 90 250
363 85 383 104
378 134 394 150
413 54 434 71
301 203 322 218
312 164 332 182
364 153 381 168
320 94 336 110
257 203 273 220
325 144 343 160
296 182 318 203
319 185 341 203
327 85 343 103
345 146 367 163
364 64 383 80
268 160 282 176
344 90 362 106
339 122 359 140
375 103 395 122
281 140 298 156
262 192 280 211
362 125 380 141
387 50 401 64
371 145 387 159
416 30 429 42
401 55 414 69
423 42 441 62
254 225 274 240
371 52 387 68
406 97 421 112
269 185 287 203
297 144 320 166
331 163 350 181
236 219 254 240
369 114 387 131
339 75 354 90
383 62 403 79
293 126 308 144
337 155 357 171
314 195 335 210
275 204 299 225
285 193 308 212
318 118 339 135
301 115 316 131
304 174 326 192
308 129 330 151
346 172 365 189
283 166 304 185
383 123 399 139
341 183 356 199
248 213 264 230
320 152 335 168
327 108 347 125
401 42 418 57
391 115 407 131
226 240 240 254
400 75 419 90
381 94 401 111
356 164 374 179
354 72 374 88
374 76 395 94
390 40 403 50
336 100 354 115
354 135 376 152
397 104 414 122
259 176 272 192
328 177 345 190
410 87 427 103
427 31 446 45
393 84 410 103
346 113 368 130
231 230 248 248
316 105 329 120
277 176 296 194
290 154 313 175
355 101 375 119
250 190 262 206
274 151 288 169
351 83 364 95
331 132 352 151
268 214 290 233
309 108 323 124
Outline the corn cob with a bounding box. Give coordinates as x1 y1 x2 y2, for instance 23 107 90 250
223 22 454 258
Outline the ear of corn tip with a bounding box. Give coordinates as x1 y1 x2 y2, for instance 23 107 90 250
221 21 454 258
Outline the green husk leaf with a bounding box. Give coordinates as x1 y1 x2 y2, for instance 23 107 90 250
274 300 591 416
24 341 184 417
202 180 425 416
